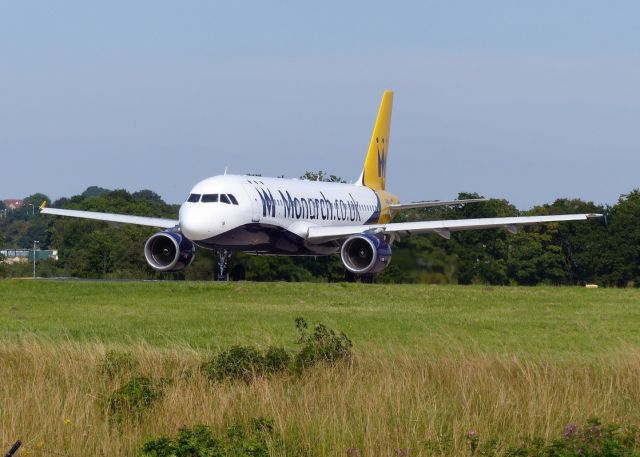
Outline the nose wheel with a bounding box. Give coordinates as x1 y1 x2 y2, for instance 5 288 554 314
216 249 233 281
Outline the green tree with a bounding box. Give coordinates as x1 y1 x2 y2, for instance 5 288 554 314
601 190 640 286
49 188 177 278
507 227 566 285
446 193 517 285
525 198 606 285
23 193 51 210
81 186 111 198
238 254 314 282
300 171 347 183
132 189 164 203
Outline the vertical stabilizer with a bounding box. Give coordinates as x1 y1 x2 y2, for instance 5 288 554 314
360 90 393 190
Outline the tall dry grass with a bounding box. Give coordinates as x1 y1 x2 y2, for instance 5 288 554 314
2 338 640 456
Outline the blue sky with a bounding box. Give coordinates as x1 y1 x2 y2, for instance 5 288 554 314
1 1 638 208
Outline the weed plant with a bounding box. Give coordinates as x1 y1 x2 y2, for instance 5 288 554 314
457 418 640 456
99 349 139 379
293 317 352 372
107 377 163 422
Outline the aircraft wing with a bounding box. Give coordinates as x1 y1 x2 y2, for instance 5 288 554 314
389 198 488 211
41 207 178 229
306 213 601 243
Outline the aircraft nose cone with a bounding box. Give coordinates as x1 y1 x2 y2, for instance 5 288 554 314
179 204 212 241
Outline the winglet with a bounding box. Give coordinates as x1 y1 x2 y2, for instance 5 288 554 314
39 200 47 210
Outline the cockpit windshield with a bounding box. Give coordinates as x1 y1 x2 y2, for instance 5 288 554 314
201 194 219 203
187 193 201 203
199 193 239 205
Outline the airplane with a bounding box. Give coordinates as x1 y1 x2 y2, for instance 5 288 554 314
41 91 601 280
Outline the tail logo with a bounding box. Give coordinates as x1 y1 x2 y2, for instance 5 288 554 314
376 137 387 178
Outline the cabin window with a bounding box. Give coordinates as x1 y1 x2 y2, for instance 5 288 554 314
201 194 219 203
187 193 201 203
220 194 231 204
228 194 239 205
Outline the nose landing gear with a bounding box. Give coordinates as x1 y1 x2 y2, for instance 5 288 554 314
216 249 233 281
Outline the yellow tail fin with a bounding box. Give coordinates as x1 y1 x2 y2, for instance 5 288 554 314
361 90 393 190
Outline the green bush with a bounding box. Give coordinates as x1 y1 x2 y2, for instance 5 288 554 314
139 417 276 457
200 318 351 382
262 346 291 373
200 345 291 382
140 425 224 457
201 345 264 382
107 376 162 420
293 317 352 372
99 349 139 379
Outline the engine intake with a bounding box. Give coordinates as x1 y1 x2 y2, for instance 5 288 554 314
144 231 195 272
340 234 392 275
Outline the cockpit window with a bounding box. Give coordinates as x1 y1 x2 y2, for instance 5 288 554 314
194 193 239 205
201 194 219 203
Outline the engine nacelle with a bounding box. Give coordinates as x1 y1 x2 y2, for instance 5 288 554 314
340 234 392 275
144 231 195 272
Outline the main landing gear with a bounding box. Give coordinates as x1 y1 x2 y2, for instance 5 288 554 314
216 249 232 281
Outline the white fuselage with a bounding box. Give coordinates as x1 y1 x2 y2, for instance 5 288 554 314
178 174 382 255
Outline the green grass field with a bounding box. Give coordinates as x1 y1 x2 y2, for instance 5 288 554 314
2 280 640 456
2 280 639 356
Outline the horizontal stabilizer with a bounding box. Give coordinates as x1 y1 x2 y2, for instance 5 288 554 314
389 198 488 211
41 207 178 229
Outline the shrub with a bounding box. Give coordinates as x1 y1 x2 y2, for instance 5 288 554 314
293 317 352 372
200 345 291 382
200 318 352 382
99 349 139 379
139 417 276 457
107 376 162 420
201 346 264 382
263 346 291 373
140 425 224 457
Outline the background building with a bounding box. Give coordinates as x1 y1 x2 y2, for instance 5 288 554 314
2 199 23 210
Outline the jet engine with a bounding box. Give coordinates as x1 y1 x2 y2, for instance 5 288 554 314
144 231 195 272
340 234 392 275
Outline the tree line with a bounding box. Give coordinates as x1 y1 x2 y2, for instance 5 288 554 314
1 180 639 286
